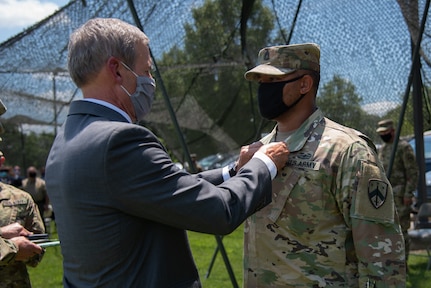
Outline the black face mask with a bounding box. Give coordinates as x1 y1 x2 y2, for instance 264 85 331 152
257 75 306 120
380 133 392 143
28 172 37 178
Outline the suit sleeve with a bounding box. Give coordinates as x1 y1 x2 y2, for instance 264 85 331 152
106 126 273 235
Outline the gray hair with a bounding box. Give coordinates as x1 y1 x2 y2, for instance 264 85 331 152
68 18 149 87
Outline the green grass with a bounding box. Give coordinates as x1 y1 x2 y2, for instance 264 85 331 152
28 223 244 288
28 222 431 287
188 230 244 287
27 222 63 288
407 252 431 288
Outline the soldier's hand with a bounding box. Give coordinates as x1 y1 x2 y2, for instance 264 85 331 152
236 141 264 170
257 142 289 171
10 236 44 261
0 223 31 238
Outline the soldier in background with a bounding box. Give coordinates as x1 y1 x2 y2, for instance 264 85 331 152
21 166 49 225
376 119 418 265
242 43 406 287
10 165 23 188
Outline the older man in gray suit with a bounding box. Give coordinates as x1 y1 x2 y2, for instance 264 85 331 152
45 18 289 288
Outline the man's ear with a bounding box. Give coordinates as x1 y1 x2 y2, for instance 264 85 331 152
107 57 122 83
300 74 313 94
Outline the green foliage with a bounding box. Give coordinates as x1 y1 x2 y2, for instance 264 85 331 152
0 121 54 170
317 75 381 142
376 84 431 137
318 75 363 126
317 75 431 144
155 0 275 158
381 91 430 137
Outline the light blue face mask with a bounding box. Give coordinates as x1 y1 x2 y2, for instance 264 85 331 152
120 62 156 122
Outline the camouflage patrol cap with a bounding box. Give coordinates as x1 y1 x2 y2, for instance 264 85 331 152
244 43 320 81
376 119 394 133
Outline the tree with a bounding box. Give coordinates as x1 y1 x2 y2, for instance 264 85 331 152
379 85 431 138
149 0 276 160
317 75 380 142
0 121 54 171
317 75 363 127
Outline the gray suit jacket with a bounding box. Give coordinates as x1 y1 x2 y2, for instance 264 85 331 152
45 100 272 287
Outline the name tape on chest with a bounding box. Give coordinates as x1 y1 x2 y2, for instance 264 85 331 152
2 199 28 206
287 159 320 170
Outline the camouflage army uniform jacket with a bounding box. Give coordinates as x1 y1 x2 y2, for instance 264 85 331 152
378 139 418 201
244 109 405 287
0 182 45 288
0 237 18 265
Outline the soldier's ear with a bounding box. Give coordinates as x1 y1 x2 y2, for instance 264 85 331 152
300 74 313 94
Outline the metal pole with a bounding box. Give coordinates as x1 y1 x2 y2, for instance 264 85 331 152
53 72 58 135
389 0 430 200
125 0 194 168
412 48 426 205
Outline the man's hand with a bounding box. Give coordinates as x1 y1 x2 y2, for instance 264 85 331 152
237 141 289 172
1 223 31 238
10 236 44 261
236 141 264 170
257 142 289 171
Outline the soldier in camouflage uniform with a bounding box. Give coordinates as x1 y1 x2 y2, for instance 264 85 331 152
0 237 17 265
0 99 45 287
0 183 45 287
376 119 418 264
242 43 405 287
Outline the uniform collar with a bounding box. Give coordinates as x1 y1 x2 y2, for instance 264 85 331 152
261 108 324 152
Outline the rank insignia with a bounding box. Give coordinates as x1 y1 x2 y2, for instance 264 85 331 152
368 180 388 209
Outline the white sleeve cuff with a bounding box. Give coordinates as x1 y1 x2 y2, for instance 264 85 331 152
253 151 277 180
222 165 230 181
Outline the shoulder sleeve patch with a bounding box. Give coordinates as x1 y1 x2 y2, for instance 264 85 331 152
368 180 388 209
352 161 395 224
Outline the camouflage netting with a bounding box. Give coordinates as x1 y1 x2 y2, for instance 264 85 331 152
0 0 430 162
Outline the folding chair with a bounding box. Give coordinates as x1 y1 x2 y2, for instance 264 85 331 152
408 202 431 270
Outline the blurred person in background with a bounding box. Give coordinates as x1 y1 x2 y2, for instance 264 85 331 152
10 165 23 188
21 166 49 225
376 119 418 266
0 165 11 184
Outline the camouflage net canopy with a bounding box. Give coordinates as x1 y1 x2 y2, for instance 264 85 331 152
0 0 430 160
